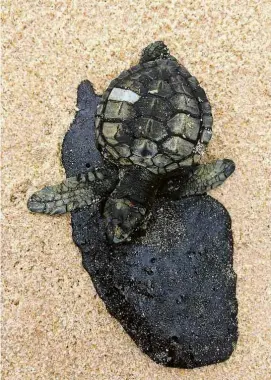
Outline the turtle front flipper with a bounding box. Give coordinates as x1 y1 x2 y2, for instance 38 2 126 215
160 159 235 199
27 166 118 215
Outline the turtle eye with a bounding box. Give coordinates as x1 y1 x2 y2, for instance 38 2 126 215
127 200 135 207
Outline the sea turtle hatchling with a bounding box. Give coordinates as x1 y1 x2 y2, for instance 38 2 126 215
28 41 235 243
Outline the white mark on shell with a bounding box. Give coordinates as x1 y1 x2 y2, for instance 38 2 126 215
109 88 140 104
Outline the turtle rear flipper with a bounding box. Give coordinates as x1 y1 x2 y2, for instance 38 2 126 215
27 167 118 215
160 159 235 199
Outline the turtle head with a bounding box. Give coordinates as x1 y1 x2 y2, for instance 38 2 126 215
104 198 146 244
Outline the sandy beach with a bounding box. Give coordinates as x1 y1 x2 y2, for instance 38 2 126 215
2 1 271 379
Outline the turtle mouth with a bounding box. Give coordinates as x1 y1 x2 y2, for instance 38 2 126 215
105 219 129 244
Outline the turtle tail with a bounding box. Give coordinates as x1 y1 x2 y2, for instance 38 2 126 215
140 41 172 63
